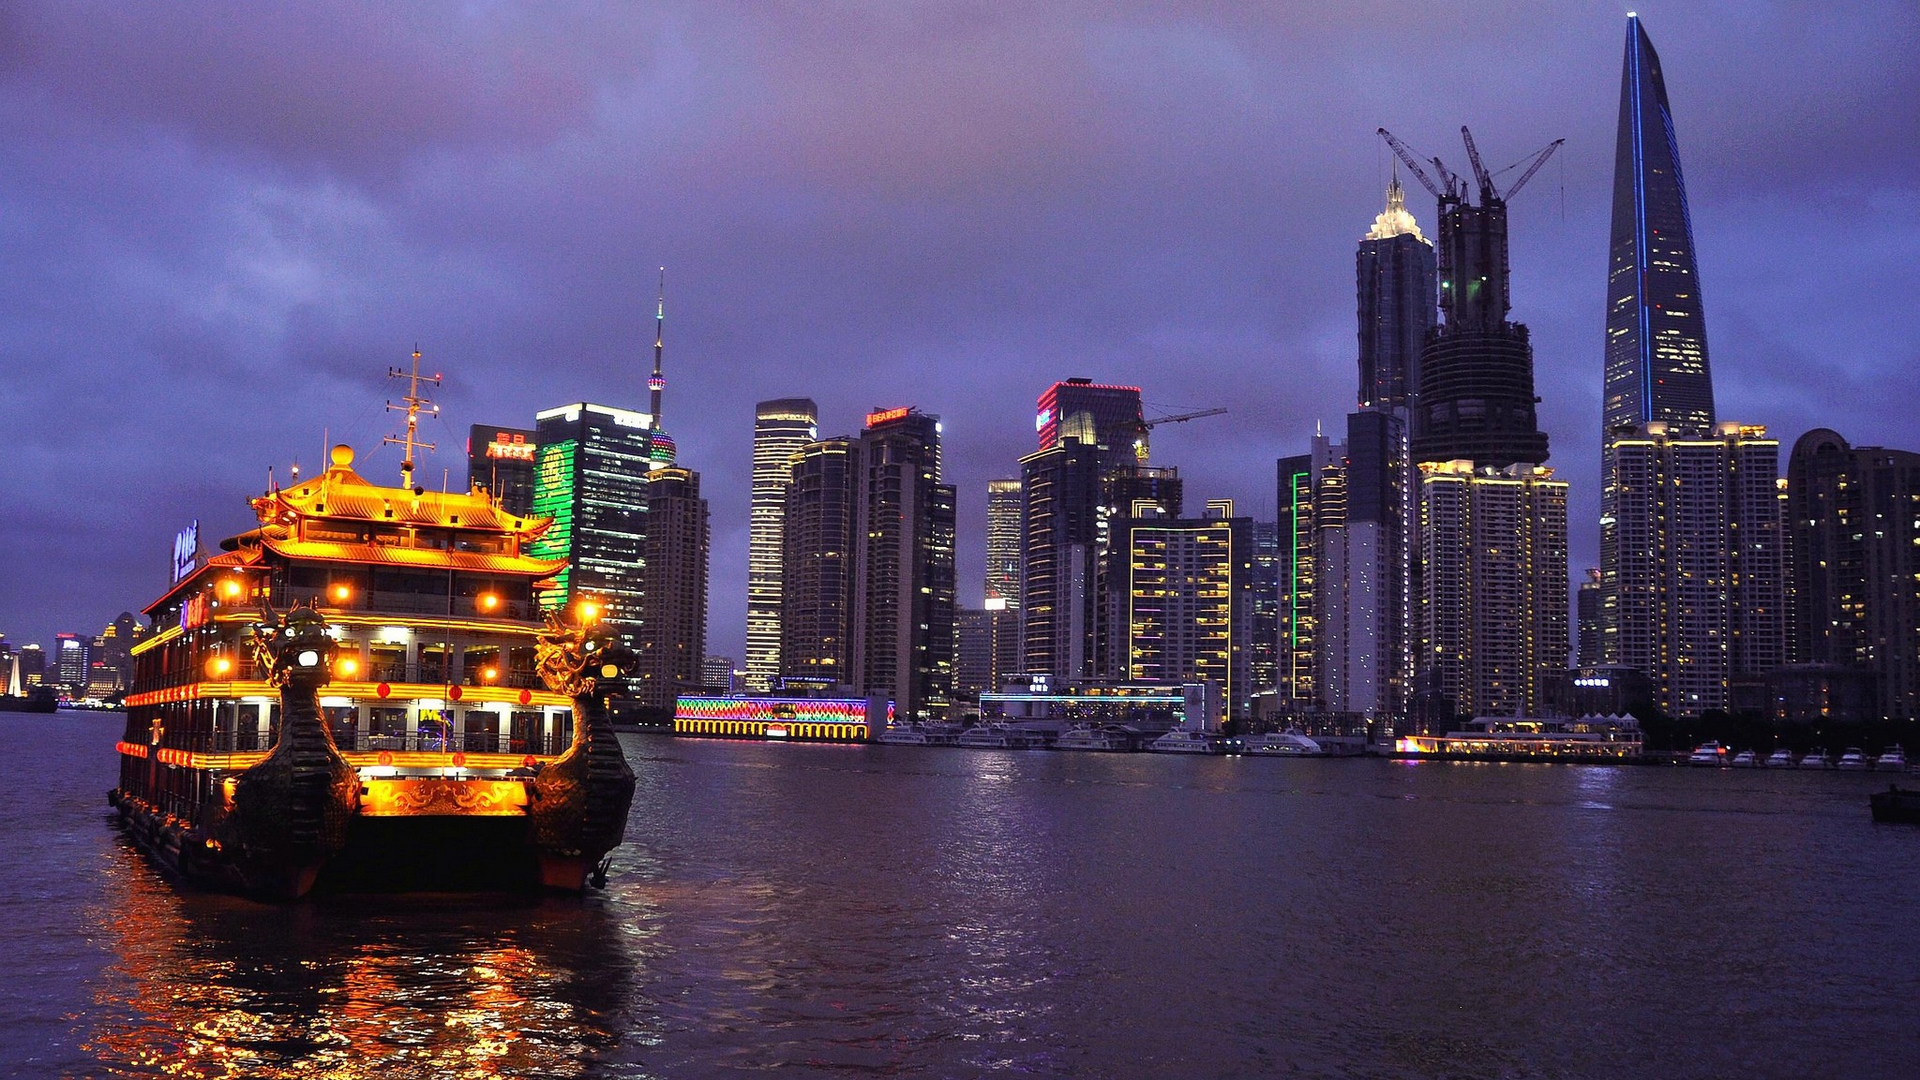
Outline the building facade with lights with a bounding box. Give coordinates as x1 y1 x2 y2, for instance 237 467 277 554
1601 422 1782 717
1783 429 1920 723
747 398 818 691
1357 174 1437 413
851 408 956 723
466 424 539 517
781 437 860 683
634 466 709 712
1108 500 1253 724
986 478 1024 608
530 403 655 650
1419 460 1569 720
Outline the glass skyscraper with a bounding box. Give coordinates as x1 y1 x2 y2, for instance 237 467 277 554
530 403 654 648
747 398 818 691
1603 13 1715 434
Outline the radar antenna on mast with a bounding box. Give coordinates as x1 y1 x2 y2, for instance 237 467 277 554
384 346 442 491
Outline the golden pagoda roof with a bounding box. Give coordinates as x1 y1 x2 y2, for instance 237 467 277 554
250 444 552 539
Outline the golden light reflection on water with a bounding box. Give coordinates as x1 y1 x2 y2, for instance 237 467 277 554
85 840 655 1079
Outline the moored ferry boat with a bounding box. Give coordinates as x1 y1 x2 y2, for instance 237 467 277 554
111 442 636 899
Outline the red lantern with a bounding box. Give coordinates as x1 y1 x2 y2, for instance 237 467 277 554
376 682 391 699
451 752 467 767
448 685 464 702
522 755 537 768
377 750 394 766
517 689 532 706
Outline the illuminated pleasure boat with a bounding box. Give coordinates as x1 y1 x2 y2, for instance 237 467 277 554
110 443 637 899
1766 748 1797 768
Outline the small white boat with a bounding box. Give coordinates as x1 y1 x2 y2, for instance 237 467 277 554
1876 747 1908 772
1242 731 1323 757
956 723 1045 749
1149 729 1226 755
1730 750 1759 767
1053 725 1131 752
1836 747 1871 771
1799 749 1830 770
876 726 931 745
1688 742 1727 766
1766 748 1796 768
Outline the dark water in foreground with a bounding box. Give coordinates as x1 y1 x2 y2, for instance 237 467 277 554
5 713 1918 1078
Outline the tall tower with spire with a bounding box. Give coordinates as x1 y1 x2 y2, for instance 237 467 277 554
1356 169 1436 412
633 268 709 714
1604 13 1714 435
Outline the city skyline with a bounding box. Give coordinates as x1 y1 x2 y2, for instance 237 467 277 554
2 5 1916 662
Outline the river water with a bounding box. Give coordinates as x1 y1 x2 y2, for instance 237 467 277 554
4 711 1917 1078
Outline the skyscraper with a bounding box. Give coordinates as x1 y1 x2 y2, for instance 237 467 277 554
1602 422 1783 717
1020 439 1103 679
1418 461 1569 719
1276 435 1342 709
531 403 654 647
781 437 859 682
635 465 708 711
1357 173 1437 412
748 398 819 691
1784 430 1920 723
985 478 1024 607
1603 14 1715 436
1411 157 1550 469
1036 379 1145 469
851 408 955 722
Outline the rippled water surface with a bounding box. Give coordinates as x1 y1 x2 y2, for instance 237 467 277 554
6 712 1919 1078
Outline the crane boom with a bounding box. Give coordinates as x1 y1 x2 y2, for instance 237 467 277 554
1376 128 1447 201
1142 407 1226 428
1499 138 1565 201
1461 125 1493 200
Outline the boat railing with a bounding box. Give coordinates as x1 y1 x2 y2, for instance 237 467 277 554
334 731 573 755
279 586 537 620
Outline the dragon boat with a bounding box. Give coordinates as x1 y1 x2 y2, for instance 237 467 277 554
110 443 637 899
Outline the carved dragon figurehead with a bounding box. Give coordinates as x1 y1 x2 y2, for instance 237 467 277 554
250 601 336 691
535 612 638 703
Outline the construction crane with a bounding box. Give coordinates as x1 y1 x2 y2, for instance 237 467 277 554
1132 406 1226 463
1378 127 1563 207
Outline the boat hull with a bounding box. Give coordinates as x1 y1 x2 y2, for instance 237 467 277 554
1869 787 1920 825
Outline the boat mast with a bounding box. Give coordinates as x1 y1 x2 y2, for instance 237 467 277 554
384 346 442 490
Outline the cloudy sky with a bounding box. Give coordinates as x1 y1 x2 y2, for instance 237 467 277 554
2 2 1916 661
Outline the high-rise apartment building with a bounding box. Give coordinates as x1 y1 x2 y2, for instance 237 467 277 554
1020 439 1104 679
1275 412 1412 725
1277 436 1342 708
1785 429 1920 722
1601 422 1783 717
985 478 1024 607
1248 520 1281 700
1603 14 1715 436
851 408 956 722
1357 174 1437 412
1110 500 1253 723
1419 461 1569 719
530 403 654 648
466 424 539 516
54 632 89 689
748 398 819 691
634 466 708 711
781 437 859 683
955 606 1023 699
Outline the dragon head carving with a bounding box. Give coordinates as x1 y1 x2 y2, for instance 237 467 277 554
250 600 336 690
535 612 638 699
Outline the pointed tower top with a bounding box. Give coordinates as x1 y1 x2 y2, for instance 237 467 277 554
647 267 677 468
1365 161 1427 242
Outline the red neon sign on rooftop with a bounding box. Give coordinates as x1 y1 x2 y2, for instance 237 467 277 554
864 406 912 428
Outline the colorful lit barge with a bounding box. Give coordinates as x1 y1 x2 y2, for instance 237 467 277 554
111 444 636 898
